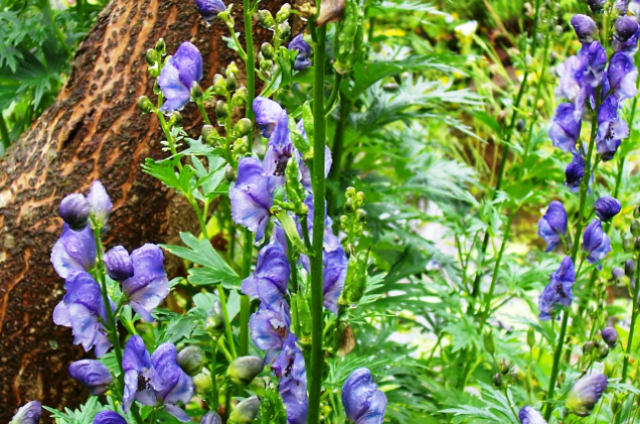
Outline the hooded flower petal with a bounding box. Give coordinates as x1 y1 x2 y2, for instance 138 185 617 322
602 326 618 347
104 245 134 281
230 157 274 241
594 196 621 221
565 153 585 192
566 373 608 417
273 334 308 424
253 97 286 138
605 52 638 101
596 95 629 161
152 343 194 422
537 201 568 251
87 181 113 228
264 111 293 178
51 224 97 279
583 219 612 264
571 14 598 43
93 412 127 424
518 406 548 424
538 256 575 320
242 242 290 308
549 103 581 152
59 193 91 230
323 233 348 314
11 401 42 424
579 41 607 88
158 42 203 112
68 359 113 396
289 34 312 71
193 0 226 20
122 335 159 411
613 17 640 54
342 368 387 424
250 300 291 363
296 119 332 191
201 412 223 424
122 244 169 322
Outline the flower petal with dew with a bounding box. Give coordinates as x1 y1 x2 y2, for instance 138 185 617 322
613 17 640 55
158 42 203 112
242 242 290 308
579 41 607 88
537 201 568 251
10 401 41 424
571 14 598 43
104 245 134 281
538 256 575 321
230 157 274 241
121 244 170 322
342 368 387 424
253 96 286 138
68 359 113 396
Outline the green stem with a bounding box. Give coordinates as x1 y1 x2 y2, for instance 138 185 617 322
324 74 343 115
622 249 640 381
0 111 10 155
243 0 256 126
327 97 351 227
209 340 219 410
307 22 327 424
217 284 238 358
197 101 212 126
239 230 253 356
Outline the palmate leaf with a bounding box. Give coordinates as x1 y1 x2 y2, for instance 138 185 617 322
43 396 102 424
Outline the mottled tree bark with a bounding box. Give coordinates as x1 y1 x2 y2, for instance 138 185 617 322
0 0 281 417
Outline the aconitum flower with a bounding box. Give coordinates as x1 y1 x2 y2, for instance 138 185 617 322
51 224 96 279
565 154 585 192
87 181 113 229
273 334 308 424
604 52 638 101
342 368 387 424
193 0 225 20
10 401 41 424
264 111 293 178
538 201 568 251
549 103 581 152
242 242 290 307
556 56 589 109
594 196 621 221
230 157 274 241
104 245 134 281
323 233 349 314
296 119 332 191
123 335 160 411
588 0 605 12
53 270 112 356
289 34 312 71
571 15 598 43
68 359 113 395
250 301 291 363
538 256 575 320
121 244 170 322
59 193 90 230
565 373 608 417
253 97 286 138
518 406 548 424
602 326 618 347
93 411 127 424
613 16 640 54
580 41 607 88
158 42 203 112
596 96 629 161
201 412 223 424
583 219 612 264
152 343 195 422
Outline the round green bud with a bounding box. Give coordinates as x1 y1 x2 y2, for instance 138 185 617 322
235 118 253 136
278 21 291 40
635 206 640 219
155 38 166 55
226 73 237 91
226 62 239 76
231 87 247 107
492 372 503 388
229 396 261 423
191 83 204 99
168 111 182 126
225 166 236 182
276 3 291 23
632 219 640 236
261 42 275 59
137 96 153 114
227 356 264 386
215 100 228 119
213 73 227 96
582 341 595 354
145 48 159 67
257 10 275 28
177 345 206 376
623 234 634 252
192 368 213 395
483 330 495 355
527 328 535 348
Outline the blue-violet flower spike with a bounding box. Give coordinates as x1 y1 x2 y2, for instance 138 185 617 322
122 335 160 412
230 157 274 241
158 42 203 112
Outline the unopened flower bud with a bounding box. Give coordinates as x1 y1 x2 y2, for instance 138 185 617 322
261 42 274 59
235 118 253 136
602 327 618 348
193 368 213 395
498 358 511 374
11 401 42 424
201 412 222 424
257 10 275 28
215 100 228 120
177 345 206 376
204 300 225 334
597 343 609 359
341 251 368 305
614 17 638 42
229 396 261 423
483 330 496 355
632 219 640 236
226 73 237 91
276 3 291 22
137 96 153 114
226 62 239 76
516 118 525 131
213 73 227 96
583 341 595 354
571 14 598 43
626 259 636 277
155 38 166 55
191 83 204 100
355 209 366 221
231 87 247 107
345 197 354 212
168 111 182 126
623 234 634 252
146 48 159 67
612 267 624 281
225 166 236 182
588 0 605 12
527 328 535 348
227 356 264 386
493 372 503 388
565 373 608 417
104 246 134 281
59 193 90 230
278 21 291 40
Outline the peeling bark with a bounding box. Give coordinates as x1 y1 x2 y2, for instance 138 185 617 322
0 0 282 416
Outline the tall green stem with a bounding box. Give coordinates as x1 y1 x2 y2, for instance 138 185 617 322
327 97 351 227
622 250 640 381
0 111 10 155
307 23 327 424
243 0 256 124
239 230 253 356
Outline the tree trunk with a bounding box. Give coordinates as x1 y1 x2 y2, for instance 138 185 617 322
0 0 282 417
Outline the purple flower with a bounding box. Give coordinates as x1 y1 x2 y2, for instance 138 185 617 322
104 245 134 281
51 224 97 279
264 110 293 178
11 401 42 424
253 97 286 138
565 153 585 192
296 119 332 191
538 256 575 320
589 0 606 12
242 242 290 308
602 326 618 347
604 52 638 101
201 412 223 424
59 193 90 230
549 103 581 152
555 55 589 108
121 244 170 322
152 343 195 422
87 181 113 228
571 15 598 43
579 41 607 89
289 34 312 71
537 201 568 251
518 406 548 424
565 373 608 417
596 96 629 161
613 17 640 54
68 359 113 395
250 300 291 363
93 411 127 424
230 157 274 241
583 219 612 264
594 196 621 221
273 334 308 424
342 368 387 424
158 42 203 112
322 232 348 314
193 0 226 20
123 335 161 412
53 270 112 356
